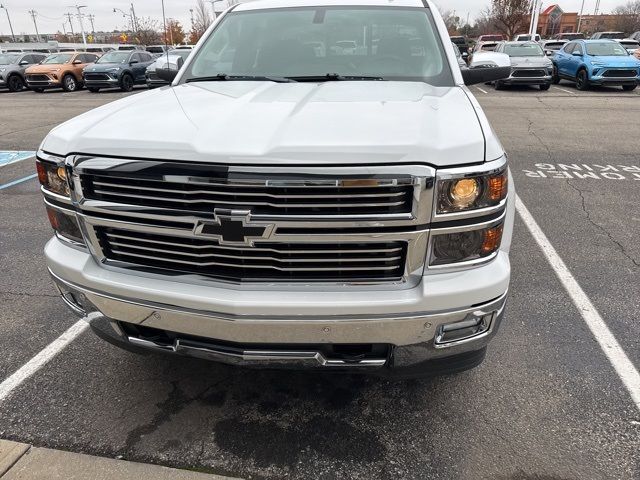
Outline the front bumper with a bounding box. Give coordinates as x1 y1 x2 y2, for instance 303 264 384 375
589 76 639 86
46 236 510 372
502 70 552 85
83 76 120 88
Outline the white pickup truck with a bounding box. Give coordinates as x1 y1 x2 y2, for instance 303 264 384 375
38 0 514 377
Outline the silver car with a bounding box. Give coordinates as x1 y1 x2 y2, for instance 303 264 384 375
0 52 48 91
493 41 553 90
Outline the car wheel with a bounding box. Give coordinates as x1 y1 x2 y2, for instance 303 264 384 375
552 65 560 84
120 73 134 92
576 69 589 91
62 74 78 92
539 83 551 91
87 87 100 93
622 84 637 91
7 74 24 92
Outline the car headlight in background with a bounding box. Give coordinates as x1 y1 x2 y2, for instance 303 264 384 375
429 222 504 267
45 204 84 244
36 158 70 196
436 167 508 214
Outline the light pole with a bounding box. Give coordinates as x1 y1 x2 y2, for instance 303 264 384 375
28 10 41 42
114 7 136 36
577 0 586 33
68 5 87 48
130 3 139 34
0 4 16 41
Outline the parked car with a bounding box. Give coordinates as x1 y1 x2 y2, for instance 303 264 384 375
146 45 169 55
452 41 467 69
553 32 585 41
590 31 625 40
469 41 500 63
540 39 568 56
552 39 640 91
493 41 553 90
477 34 505 42
631 31 640 42
450 36 469 61
83 50 155 92
37 0 515 377
513 34 541 42
618 39 640 55
25 52 99 92
145 49 192 88
0 52 47 91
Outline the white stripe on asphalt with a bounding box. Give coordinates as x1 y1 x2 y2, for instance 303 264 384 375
554 87 575 95
516 195 640 411
0 319 89 403
475 86 488 94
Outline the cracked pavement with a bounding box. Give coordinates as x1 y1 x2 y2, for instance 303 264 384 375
0 87 639 479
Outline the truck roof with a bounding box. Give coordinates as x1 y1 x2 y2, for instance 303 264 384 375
235 0 429 11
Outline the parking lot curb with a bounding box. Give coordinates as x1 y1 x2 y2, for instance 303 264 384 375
0 440 237 479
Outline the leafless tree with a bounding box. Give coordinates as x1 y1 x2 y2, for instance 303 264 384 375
612 1 640 33
490 0 532 39
440 10 462 34
135 16 162 45
189 0 213 44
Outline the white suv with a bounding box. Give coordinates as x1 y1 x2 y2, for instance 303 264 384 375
38 0 514 377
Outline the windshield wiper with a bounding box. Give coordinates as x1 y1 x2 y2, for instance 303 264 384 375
186 73 296 83
289 73 386 82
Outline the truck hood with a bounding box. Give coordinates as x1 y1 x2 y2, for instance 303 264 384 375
41 81 493 167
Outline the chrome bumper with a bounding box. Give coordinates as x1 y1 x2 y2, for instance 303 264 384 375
50 268 507 370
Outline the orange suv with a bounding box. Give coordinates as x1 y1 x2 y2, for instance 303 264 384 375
26 52 99 92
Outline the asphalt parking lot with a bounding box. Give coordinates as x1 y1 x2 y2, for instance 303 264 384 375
0 84 639 479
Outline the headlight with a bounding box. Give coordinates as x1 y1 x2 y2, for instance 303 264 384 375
429 222 504 266
436 167 508 214
36 158 70 196
106 67 120 72
45 204 84 244
0 68 5 73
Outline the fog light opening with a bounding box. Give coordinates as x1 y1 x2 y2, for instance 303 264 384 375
435 312 494 346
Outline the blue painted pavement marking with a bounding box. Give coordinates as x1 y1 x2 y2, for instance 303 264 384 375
0 174 38 191
0 151 36 167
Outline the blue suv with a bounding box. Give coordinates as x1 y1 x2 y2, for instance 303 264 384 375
82 50 155 92
552 39 640 91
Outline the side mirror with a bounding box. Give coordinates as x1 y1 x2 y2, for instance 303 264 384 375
73 59 82 64
462 52 511 86
19 60 29 66
156 67 178 83
572 51 582 56
129 59 139 65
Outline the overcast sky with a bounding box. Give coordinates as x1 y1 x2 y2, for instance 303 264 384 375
0 0 626 37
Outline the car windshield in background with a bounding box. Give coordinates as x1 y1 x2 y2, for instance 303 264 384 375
0 54 19 64
169 49 192 60
504 44 544 57
586 42 629 56
183 6 452 85
43 54 74 64
147 46 165 53
96 51 131 63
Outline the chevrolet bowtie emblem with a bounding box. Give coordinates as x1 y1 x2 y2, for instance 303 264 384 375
193 210 275 246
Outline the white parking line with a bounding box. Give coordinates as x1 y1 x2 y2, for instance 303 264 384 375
516 195 640 411
475 86 488 94
0 319 89 403
554 87 576 95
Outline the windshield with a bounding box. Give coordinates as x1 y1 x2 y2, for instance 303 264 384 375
183 6 452 85
0 53 19 64
147 46 165 53
97 51 131 63
544 42 565 50
43 53 74 64
504 44 544 57
482 35 503 41
599 32 623 39
586 42 629 56
169 49 192 60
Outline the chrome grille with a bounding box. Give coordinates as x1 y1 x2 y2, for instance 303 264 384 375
96 227 407 282
80 173 414 216
602 69 637 78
